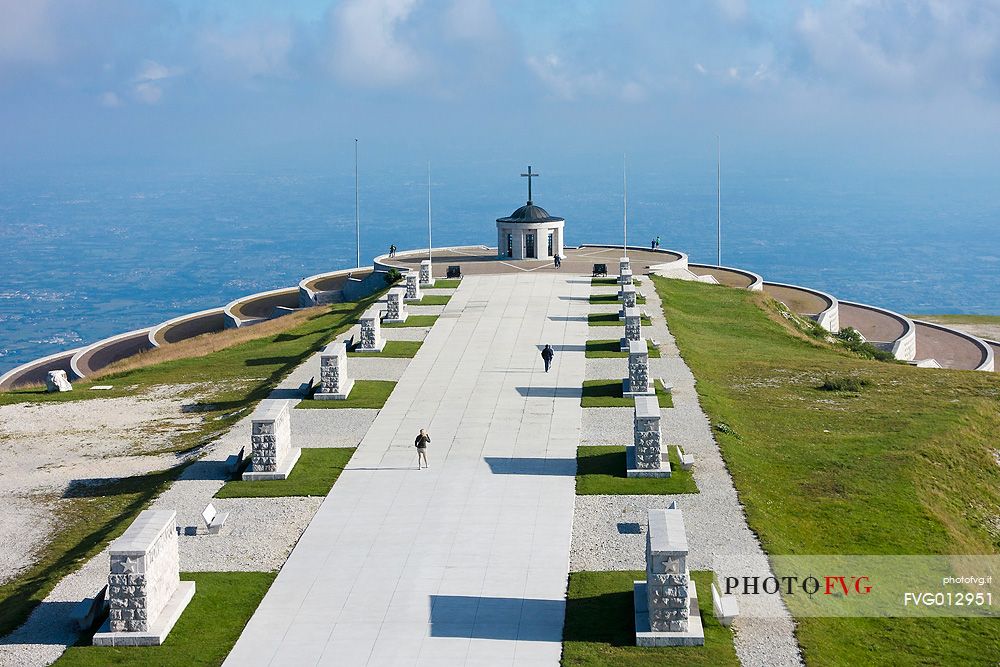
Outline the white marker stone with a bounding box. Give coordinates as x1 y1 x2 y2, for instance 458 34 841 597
243 399 301 481
315 342 354 400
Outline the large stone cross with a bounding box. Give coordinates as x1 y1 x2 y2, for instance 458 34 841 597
521 165 539 204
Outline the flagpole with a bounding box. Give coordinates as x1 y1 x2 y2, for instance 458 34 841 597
717 135 721 266
427 161 433 263
354 138 360 268
623 153 628 258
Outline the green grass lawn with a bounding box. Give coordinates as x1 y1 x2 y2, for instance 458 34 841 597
216 447 355 498
563 570 736 666
589 293 647 305
589 312 652 327
592 277 642 286
416 294 451 305
55 571 275 667
581 379 673 408
585 340 661 358
296 379 396 409
432 279 461 288
348 340 423 357
576 446 697 495
653 276 1000 665
0 295 381 638
382 314 439 328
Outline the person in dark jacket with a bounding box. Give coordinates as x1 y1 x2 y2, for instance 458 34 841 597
541 344 554 373
415 428 430 469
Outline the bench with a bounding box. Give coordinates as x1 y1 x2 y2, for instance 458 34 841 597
225 446 246 477
712 582 739 627
592 263 608 277
446 265 461 279
675 445 694 471
202 503 230 535
69 585 108 631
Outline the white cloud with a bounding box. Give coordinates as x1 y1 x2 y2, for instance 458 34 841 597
131 59 181 105
328 0 422 86
199 21 295 80
99 91 121 107
794 1 1000 96
527 53 648 104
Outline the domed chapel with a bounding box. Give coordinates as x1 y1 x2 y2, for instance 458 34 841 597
496 165 565 260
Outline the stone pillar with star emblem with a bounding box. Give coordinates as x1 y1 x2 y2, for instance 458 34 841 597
93 509 195 646
633 502 705 646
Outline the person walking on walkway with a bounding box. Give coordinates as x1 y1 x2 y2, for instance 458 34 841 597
655 235 661 249
553 254 561 268
414 428 430 469
541 344 555 373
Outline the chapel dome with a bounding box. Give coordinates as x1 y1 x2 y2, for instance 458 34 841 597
496 203 565 224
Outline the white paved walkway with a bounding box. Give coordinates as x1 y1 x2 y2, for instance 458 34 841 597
225 273 589 666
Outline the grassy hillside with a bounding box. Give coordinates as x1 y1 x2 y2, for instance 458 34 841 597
654 277 1000 666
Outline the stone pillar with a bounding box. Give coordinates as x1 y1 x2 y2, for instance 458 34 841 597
621 306 642 350
627 394 670 477
243 399 301 481
633 503 704 646
404 271 422 302
624 339 652 396
419 259 433 286
385 287 408 323
620 256 631 275
619 284 637 319
93 509 195 646
315 342 354 400
356 307 385 352
45 370 73 392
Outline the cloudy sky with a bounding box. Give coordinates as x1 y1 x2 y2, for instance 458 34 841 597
2 0 999 172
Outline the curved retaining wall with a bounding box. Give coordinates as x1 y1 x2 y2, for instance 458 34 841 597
912 319 994 372
148 308 227 346
299 267 375 307
839 300 917 361
763 281 840 332
576 244 688 273
688 263 764 291
0 348 84 390
223 287 301 328
70 328 155 378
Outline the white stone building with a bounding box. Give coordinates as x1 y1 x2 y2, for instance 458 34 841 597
495 166 565 260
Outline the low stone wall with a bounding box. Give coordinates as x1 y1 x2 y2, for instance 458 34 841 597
0 348 83 390
298 267 374 307
577 244 688 274
912 319 994 372
763 281 840 332
223 287 300 328
688 264 764 291
71 328 155 378
839 300 916 361
148 308 227 346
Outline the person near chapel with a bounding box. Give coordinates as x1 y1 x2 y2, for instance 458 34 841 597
554 254 561 268
541 344 555 373
414 428 430 469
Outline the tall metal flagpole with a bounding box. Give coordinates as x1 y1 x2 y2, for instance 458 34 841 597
354 139 360 268
623 153 628 258
717 135 722 266
427 161 433 263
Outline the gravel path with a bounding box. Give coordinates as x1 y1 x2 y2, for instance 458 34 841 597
572 278 803 667
0 287 454 666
